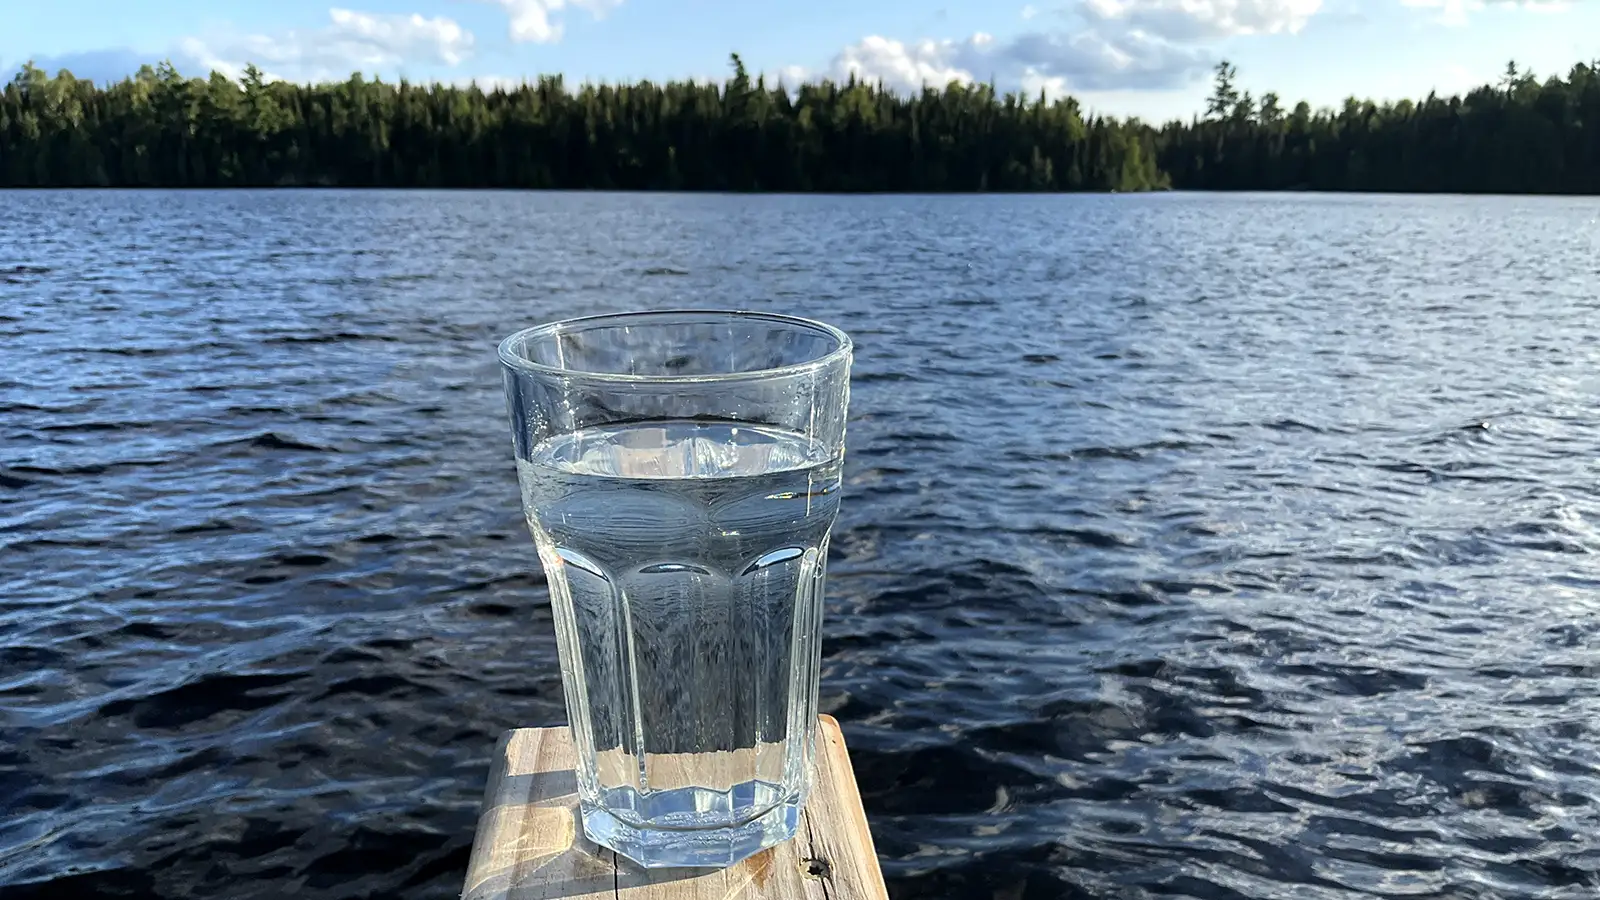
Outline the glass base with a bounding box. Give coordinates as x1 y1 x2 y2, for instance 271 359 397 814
581 795 804 869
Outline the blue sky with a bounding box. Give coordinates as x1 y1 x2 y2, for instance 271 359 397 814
5 0 1598 121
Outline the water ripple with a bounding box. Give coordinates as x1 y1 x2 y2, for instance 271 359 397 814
4 190 1600 898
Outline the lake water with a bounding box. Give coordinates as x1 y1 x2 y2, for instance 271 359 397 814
4 190 1600 899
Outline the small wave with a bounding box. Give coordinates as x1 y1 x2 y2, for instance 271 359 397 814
315 675 443 701
851 742 1059 816
0 645 68 668
88 346 184 357
641 266 689 276
114 620 181 641
9 458 168 477
0 868 157 899
35 421 126 433
884 430 961 444
0 402 55 414
265 332 394 344
217 432 334 453
1315 663 1431 697
1054 445 1141 462
1421 420 1497 446
1020 353 1060 364
1025 525 1138 549
1144 578 1232 596
446 572 546 594
1094 586 1167 607
263 552 335 568
242 573 287 585
1039 438 1211 463
0 470 37 490
1263 418 1324 433
1313 547 1419 567
1495 534 1589 554
98 672 306 730
1374 460 1436 476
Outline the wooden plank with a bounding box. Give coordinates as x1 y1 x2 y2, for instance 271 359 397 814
463 715 888 900
799 718 888 900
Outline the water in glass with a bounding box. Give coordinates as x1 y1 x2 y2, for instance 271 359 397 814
516 418 842 865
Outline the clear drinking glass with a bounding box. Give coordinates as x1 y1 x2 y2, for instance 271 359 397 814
498 310 852 868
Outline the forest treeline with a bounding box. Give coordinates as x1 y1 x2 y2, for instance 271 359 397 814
2 54 1598 193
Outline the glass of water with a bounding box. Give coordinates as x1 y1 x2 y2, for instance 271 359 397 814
498 310 852 868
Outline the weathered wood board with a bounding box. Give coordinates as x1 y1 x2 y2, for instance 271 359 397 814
462 715 888 900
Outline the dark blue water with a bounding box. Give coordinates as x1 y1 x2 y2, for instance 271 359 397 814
5 190 1600 899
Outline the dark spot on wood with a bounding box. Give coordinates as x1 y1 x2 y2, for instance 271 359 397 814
803 857 832 879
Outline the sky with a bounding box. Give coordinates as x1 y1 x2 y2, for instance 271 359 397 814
3 0 1598 122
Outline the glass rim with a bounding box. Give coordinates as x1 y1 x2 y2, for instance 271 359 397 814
497 309 852 385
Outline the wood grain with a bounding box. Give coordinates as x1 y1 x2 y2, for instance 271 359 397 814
462 716 887 900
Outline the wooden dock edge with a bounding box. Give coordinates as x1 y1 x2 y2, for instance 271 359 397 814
462 714 889 899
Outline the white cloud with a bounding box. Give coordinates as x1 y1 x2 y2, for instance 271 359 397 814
830 35 982 90
1081 0 1323 40
1019 68 1069 99
1005 28 1212 88
824 25 1210 95
489 0 623 43
809 0 1316 97
327 8 473 64
182 7 475 82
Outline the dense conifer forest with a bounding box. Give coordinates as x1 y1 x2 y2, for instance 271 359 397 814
3 55 1595 193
